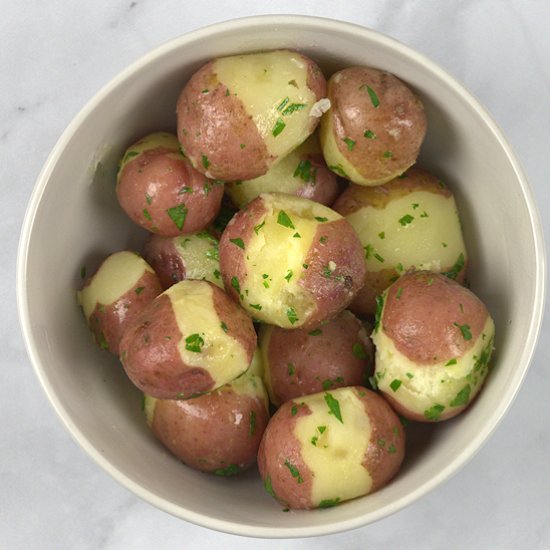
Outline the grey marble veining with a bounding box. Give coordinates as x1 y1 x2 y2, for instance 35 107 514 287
2 1 549 548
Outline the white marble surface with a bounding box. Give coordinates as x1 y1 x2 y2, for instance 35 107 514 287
3 1 550 548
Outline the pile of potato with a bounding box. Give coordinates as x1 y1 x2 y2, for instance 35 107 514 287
78 49 495 510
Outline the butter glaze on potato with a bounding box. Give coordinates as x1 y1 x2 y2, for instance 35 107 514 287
116 132 224 236
225 133 339 208
372 271 495 422
219 193 366 329
143 351 269 475
119 280 256 399
176 50 327 181
142 231 223 290
78 251 162 355
257 387 404 509
320 67 427 185
333 167 467 316
260 310 373 406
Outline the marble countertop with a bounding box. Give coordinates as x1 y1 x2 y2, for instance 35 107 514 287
3 1 549 548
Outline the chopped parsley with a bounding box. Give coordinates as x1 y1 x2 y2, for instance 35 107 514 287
145 193 153 205
249 410 257 437
352 343 368 360
361 84 380 107
277 96 290 111
424 404 445 421
343 137 356 151
253 220 265 234
374 294 384 333
264 475 276 497
324 392 343 423
166 204 188 230
220 321 228 333
315 216 328 222
318 498 341 508
201 154 210 169
230 276 242 299
272 118 286 137
396 287 403 299
364 129 377 139
134 286 145 295
282 103 306 115
214 464 240 476
229 237 245 249
290 405 298 416
450 384 471 407
383 150 393 158
287 363 295 376
398 214 414 226
277 210 295 229
284 459 303 483
185 333 204 353
294 159 316 183
454 322 473 341
286 307 299 325
445 358 457 366
142 208 153 221
442 253 465 280
308 329 323 336
178 186 192 194
328 164 350 179
249 303 262 311
284 269 293 282
389 379 402 392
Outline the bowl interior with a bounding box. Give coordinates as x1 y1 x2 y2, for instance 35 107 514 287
18 16 545 537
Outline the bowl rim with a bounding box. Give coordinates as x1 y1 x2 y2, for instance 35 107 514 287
16 14 547 538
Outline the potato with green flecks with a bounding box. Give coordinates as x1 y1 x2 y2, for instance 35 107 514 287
320 67 427 186
176 50 327 181
143 349 269 476
78 251 162 355
333 166 467 316
372 271 495 422
142 231 223 290
259 310 373 406
225 133 339 209
257 386 405 509
119 279 256 400
116 132 224 236
219 192 366 330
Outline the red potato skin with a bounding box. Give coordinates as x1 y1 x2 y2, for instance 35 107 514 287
382 271 489 365
295 153 340 206
151 389 269 474
117 148 224 237
326 67 426 182
142 235 185 290
257 401 315 509
264 311 373 405
119 283 257 399
85 270 162 355
176 61 270 181
298 219 366 328
357 388 405 491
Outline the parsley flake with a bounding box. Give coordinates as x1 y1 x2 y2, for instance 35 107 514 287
450 385 471 407
318 498 341 508
201 154 210 169
364 129 377 139
424 404 445 421
166 204 188 230
454 322 473 341
229 237 245 249
294 159 316 183
249 410 257 437
399 214 414 226
272 118 286 137
442 253 465 280
343 137 356 151
277 210 295 229
284 459 303 483
286 307 299 325
135 286 145 295
185 333 204 353
390 379 402 392
220 321 228 333
324 392 343 423
308 329 323 336
352 343 368 360
254 220 265 234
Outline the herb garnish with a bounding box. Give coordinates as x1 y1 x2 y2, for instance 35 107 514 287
166 204 188 230
272 118 286 137
229 237 245 249
185 333 204 353
277 210 295 229
324 392 343 423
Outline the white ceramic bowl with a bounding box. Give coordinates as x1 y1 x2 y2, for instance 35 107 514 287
17 15 546 538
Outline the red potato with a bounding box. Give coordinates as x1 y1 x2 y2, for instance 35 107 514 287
143 351 270 475
119 280 256 399
257 386 405 509
259 310 373 406
142 231 223 290
320 67 427 186
78 251 162 355
333 167 468 316
176 50 328 181
219 193 366 329
372 271 495 422
116 132 224 236
225 133 339 209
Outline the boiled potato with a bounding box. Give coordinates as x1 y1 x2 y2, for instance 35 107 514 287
259 310 373 406
333 167 467 316
143 350 269 475
119 280 256 399
225 133 339 208
78 251 162 355
257 386 405 509
320 67 426 185
372 271 495 422
176 50 327 181
219 192 366 329
116 132 224 236
142 231 223 290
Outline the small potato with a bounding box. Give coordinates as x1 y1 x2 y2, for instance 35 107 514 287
78 251 162 355
257 387 405 509
119 280 256 399
143 350 270 475
116 132 224 236
219 193 366 329
372 271 495 422
176 50 327 181
260 311 373 406
320 67 427 186
142 231 223 290
225 133 339 209
333 167 467 316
